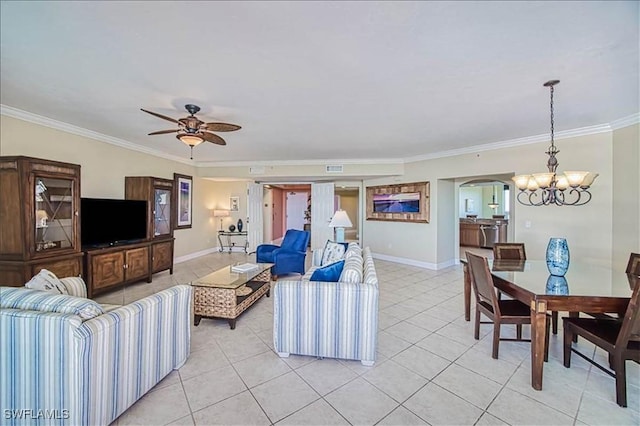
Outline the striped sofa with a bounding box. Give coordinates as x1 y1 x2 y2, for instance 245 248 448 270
0 279 191 426
273 244 379 366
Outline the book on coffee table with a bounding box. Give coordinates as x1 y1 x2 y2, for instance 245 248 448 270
231 263 260 273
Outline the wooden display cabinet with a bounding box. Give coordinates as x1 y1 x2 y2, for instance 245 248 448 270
0 156 83 286
125 176 174 276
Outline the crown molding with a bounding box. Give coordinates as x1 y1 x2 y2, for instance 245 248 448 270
196 157 405 168
404 123 613 163
0 105 194 166
610 113 640 130
3 104 637 168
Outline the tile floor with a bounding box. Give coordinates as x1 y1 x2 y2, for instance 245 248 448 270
97 251 640 425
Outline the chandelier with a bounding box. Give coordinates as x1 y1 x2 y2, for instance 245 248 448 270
512 80 598 206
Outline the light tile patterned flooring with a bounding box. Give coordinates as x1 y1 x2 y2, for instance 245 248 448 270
98 251 640 425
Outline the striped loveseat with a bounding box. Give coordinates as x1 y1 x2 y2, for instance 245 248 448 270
273 244 379 366
0 279 191 426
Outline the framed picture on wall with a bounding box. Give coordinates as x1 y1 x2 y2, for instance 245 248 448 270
465 198 475 213
174 173 193 229
230 196 239 212
366 181 430 223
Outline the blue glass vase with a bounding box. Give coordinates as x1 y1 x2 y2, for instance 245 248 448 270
546 237 570 276
545 275 569 295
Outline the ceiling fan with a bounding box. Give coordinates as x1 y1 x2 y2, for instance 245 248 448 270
141 104 241 159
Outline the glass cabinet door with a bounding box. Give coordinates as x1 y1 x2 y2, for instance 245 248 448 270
154 188 172 237
34 176 75 252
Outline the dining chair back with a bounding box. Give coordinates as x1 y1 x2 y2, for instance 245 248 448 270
563 277 640 407
493 243 526 260
467 252 501 314
626 253 640 276
466 252 549 359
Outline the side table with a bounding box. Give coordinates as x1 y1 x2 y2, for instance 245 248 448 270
217 230 249 253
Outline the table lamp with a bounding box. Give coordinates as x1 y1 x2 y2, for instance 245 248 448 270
329 210 353 243
213 209 230 231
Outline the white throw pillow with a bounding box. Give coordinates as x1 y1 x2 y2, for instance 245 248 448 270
321 241 346 266
25 269 68 294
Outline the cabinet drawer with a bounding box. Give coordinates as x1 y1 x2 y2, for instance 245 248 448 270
32 256 82 279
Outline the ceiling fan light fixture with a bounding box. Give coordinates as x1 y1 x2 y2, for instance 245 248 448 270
177 133 205 147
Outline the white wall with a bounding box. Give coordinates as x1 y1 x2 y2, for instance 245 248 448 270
364 131 615 267
459 187 482 217
612 123 640 271
437 179 456 266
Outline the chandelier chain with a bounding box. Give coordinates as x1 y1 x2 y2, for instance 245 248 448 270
550 84 554 147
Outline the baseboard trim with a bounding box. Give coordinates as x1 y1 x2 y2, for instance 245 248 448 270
370 252 457 270
174 246 251 263
174 247 219 264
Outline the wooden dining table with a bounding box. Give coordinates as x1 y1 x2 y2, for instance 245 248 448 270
460 258 635 390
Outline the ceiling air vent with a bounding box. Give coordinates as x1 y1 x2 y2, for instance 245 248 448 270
325 165 344 173
249 166 265 175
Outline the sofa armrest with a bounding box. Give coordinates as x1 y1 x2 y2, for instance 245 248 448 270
60 276 88 298
74 285 192 425
1 309 84 424
273 280 378 363
311 249 324 267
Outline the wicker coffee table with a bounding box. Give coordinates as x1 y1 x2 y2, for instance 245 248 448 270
191 263 273 329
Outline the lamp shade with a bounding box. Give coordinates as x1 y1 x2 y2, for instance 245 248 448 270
177 133 205 147
329 210 353 228
213 209 230 218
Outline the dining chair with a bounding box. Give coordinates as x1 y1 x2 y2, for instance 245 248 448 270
493 242 561 335
562 277 640 407
626 252 640 276
467 252 550 360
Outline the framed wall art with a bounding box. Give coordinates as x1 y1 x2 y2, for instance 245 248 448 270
366 181 430 223
230 196 239 212
174 173 193 229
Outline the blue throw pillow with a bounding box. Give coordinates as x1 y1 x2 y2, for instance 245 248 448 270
310 260 345 282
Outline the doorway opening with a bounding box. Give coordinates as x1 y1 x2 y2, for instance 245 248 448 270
262 184 311 244
454 174 515 262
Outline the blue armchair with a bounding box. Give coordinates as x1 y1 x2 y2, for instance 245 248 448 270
256 229 310 277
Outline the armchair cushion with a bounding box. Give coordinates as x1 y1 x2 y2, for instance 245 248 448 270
279 229 310 252
310 260 345 282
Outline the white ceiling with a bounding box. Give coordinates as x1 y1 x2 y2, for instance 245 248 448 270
1 1 638 165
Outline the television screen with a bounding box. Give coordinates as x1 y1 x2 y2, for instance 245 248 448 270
372 192 420 213
81 198 147 248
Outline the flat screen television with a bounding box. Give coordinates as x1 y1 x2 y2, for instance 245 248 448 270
81 198 147 248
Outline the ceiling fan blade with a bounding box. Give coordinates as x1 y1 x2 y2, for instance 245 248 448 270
141 108 179 124
202 122 241 132
148 129 178 135
202 132 227 145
